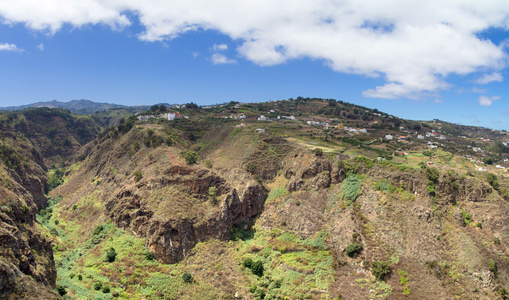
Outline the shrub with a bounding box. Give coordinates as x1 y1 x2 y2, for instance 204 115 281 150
488 259 498 277
145 251 156 261
461 210 472 226
56 285 67 296
181 150 198 165
93 225 104 235
102 285 110 293
77 274 83 281
371 261 391 281
72 204 77 211
208 186 217 205
133 169 142 182
93 282 103 290
486 173 500 190
182 272 194 283
312 148 323 157
374 180 395 192
346 243 362 257
242 258 253 269
342 174 362 202
204 160 213 168
106 247 117 262
425 167 439 183
251 260 264 277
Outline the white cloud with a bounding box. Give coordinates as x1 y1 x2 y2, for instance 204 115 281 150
478 95 500 106
212 44 228 51
211 53 236 65
1 1 509 98
433 99 443 104
476 72 503 84
0 42 23 52
36 43 44 51
471 87 486 93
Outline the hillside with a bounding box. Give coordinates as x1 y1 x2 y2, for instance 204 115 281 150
1 99 508 300
0 100 127 115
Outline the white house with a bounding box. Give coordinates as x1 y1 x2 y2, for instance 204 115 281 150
258 115 267 121
417 135 424 140
385 134 393 140
256 128 265 133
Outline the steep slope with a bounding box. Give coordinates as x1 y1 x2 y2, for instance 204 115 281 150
0 134 56 299
31 102 509 299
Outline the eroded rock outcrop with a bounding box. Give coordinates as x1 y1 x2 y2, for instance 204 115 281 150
106 166 268 263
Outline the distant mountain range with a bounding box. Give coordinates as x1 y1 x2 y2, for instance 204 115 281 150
0 99 128 114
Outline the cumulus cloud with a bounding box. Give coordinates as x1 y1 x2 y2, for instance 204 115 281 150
1 1 509 98
476 72 503 84
478 95 500 106
36 43 44 51
211 53 236 65
0 43 23 52
212 44 228 51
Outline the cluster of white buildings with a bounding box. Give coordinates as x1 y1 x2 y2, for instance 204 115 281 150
136 112 186 121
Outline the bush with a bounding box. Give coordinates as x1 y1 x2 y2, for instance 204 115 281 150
371 261 391 281
56 285 67 296
312 148 323 157
342 174 362 202
133 169 142 182
182 272 194 283
93 225 104 235
374 180 395 192
106 247 117 262
487 173 500 190
346 243 362 257
208 186 217 205
77 274 82 281
102 285 110 293
242 258 253 269
425 167 439 183
488 259 498 277
251 260 264 277
204 160 213 168
93 282 103 290
181 150 198 165
145 251 156 261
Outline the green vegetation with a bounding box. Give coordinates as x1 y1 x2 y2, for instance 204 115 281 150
374 180 395 192
371 261 391 281
342 174 362 204
46 165 65 191
181 150 199 165
346 243 362 257
133 169 143 182
106 247 117 262
182 272 194 283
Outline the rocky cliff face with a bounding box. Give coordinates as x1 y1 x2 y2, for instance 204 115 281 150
106 165 268 263
0 161 56 299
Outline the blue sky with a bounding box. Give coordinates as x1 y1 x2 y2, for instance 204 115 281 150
0 1 508 130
